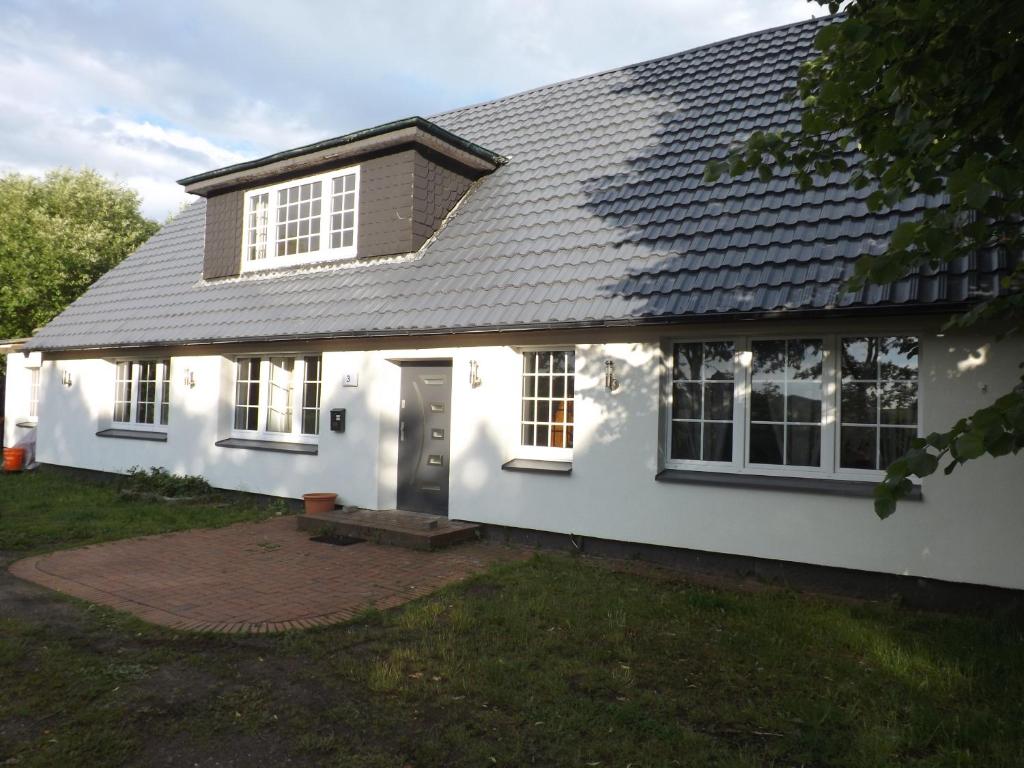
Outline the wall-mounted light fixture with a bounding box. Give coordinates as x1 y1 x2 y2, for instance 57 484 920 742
61 369 73 388
469 359 482 388
604 359 619 391
183 369 196 389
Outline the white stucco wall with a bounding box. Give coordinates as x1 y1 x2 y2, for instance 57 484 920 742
3 350 41 453
24 319 1024 590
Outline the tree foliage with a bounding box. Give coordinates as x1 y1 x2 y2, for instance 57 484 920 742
0 169 159 347
705 0 1024 517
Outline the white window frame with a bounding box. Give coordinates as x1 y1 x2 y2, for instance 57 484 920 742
834 336 922 476
240 165 360 273
745 334 834 476
516 347 576 462
661 334 921 481
111 359 171 431
665 337 744 471
25 365 41 422
300 355 322 435
230 354 321 443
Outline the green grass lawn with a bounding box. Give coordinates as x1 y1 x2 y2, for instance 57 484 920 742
2 469 1023 767
0 468 280 553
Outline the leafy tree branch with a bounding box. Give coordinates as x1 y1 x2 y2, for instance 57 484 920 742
704 0 1024 517
0 169 159 372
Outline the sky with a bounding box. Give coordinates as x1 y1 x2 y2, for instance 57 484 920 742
0 0 819 220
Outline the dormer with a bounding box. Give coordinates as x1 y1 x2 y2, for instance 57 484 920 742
178 117 504 280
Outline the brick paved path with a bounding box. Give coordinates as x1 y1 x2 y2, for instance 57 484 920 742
8 517 526 633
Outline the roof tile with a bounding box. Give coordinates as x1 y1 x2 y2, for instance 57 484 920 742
30 16 1002 350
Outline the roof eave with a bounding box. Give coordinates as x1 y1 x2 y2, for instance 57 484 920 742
178 117 506 197
0 337 32 353
24 302 969 354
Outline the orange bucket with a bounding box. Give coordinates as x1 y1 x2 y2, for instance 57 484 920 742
3 447 25 472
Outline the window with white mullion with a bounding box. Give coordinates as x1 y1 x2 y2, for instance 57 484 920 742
329 173 357 249
234 357 261 432
28 367 41 420
301 355 322 435
670 341 736 463
135 360 160 424
275 181 322 257
246 193 270 262
231 355 322 439
520 350 575 453
839 336 919 470
159 359 170 426
112 360 170 428
748 338 824 469
266 356 296 434
113 361 133 423
662 334 923 478
242 167 359 270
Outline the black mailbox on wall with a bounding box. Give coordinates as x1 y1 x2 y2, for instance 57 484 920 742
330 409 346 433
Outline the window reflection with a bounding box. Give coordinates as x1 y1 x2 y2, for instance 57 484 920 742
840 336 918 470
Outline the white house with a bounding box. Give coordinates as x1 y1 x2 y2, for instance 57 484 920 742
6 17 1023 592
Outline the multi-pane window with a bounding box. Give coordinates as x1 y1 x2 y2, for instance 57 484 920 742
521 351 575 450
671 342 735 462
112 360 170 427
136 361 159 424
749 339 823 467
664 335 921 477
28 367 40 419
242 167 359 269
234 358 261 431
232 355 322 438
301 356 322 435
266 357 295 433
839 337 919 470
246 193 269 261
330 173 357 249
160 369 170 426
113 361 133 422
275 181 322 257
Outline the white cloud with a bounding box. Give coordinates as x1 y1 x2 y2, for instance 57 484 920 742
105 119 246 169
0 0 819 219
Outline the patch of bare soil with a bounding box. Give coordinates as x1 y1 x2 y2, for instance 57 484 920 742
139 731 312 768
0 551 99 636
127 660 233 713
461 581 503 598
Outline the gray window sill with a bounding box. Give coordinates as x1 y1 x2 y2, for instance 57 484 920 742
96 428 168 442
655 468 923 500
501 458 573 475
215 437 318 455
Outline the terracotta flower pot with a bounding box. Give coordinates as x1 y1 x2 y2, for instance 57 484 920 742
303 492 338 514
3 447 25 473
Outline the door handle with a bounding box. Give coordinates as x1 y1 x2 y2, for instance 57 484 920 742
400 421 406 442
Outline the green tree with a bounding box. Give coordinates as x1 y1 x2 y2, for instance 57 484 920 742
705 0 1024 517
0 169 159 351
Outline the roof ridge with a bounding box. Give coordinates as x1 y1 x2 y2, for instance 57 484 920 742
431 14 833 122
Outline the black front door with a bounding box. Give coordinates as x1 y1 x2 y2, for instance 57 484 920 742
397 363 452 515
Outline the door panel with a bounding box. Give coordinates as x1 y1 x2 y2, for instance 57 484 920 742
397 364 452 515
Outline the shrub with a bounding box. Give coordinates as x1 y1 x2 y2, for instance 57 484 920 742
122 466 212 499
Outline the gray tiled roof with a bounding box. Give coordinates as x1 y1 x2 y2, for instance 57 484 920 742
30 16 1004 351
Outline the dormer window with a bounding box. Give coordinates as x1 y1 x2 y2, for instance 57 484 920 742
241 166 359 271
186 118 502 281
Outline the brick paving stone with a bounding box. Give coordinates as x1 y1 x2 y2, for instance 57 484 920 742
8 517 527 633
